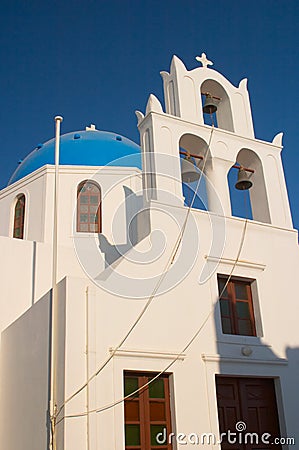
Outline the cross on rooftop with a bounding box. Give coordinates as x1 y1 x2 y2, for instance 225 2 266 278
86 124 96 131
196 53 213 68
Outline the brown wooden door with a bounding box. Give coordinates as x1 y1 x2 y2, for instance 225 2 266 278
216 377 282 450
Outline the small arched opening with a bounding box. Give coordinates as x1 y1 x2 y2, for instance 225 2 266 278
201 79 234 132
77 180 102 232
13 193 26 239
179 134 209 210
228 149 271 223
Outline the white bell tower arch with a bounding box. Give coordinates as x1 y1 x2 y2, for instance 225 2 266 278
136 54 293 229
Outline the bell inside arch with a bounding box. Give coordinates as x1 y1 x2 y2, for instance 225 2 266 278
181 156 200 183
203 94 218 114
235 168 253 190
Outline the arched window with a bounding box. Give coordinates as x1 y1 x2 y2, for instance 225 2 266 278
13 194 26 239
77 181 102 233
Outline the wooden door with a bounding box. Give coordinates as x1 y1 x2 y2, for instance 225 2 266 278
216 377 282 450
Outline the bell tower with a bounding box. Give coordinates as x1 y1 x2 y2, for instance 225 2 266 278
136 54 293 229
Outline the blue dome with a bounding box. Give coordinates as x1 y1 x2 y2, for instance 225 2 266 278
8 130 141 185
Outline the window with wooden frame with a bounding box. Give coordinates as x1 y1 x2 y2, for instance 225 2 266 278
217 275 256 336
77 180 101 233
124 371 173 450
13 194 26 239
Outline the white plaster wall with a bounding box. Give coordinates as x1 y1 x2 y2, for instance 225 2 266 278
0 290 51 450
0 164 143 336
56 203 299 449
0 236 36 332
46 165 143 247
0 169 47 241
0 278 67 450
0 164 142 246
0 161 297 450
139 112 292 228
0 235 86 337
0 199 299 449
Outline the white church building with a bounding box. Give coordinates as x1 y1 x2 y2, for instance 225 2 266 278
0 54 298 449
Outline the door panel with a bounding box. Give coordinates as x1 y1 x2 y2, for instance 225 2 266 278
216 377 282 450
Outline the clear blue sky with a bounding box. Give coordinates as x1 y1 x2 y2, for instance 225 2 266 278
0 0 298 228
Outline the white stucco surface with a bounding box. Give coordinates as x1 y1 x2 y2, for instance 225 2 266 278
0 56 298 449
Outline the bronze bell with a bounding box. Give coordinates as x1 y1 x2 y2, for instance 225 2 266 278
181 156 200 183
235 168 253 190
203 94 218 114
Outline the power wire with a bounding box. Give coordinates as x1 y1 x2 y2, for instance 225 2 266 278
56 214 249 422
55 127 215 420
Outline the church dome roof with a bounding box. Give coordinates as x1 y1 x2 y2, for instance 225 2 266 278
8 130 141 185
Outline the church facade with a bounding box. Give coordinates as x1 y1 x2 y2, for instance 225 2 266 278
0 55 298 449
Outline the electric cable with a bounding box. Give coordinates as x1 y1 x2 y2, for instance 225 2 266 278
55 126 215 420
56 213 249 422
